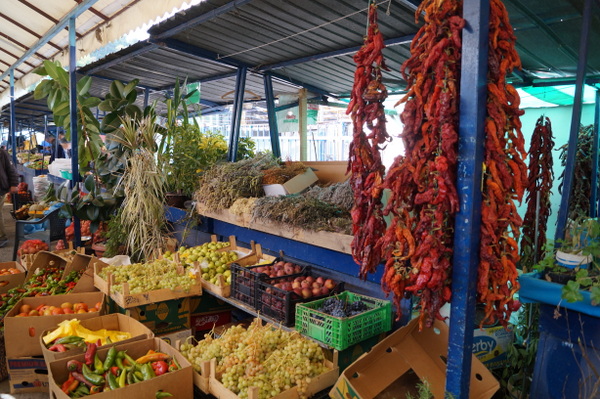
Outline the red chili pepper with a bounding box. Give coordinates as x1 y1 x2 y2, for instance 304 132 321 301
151 360 168 376
84 342 97 366
110 366 120 376
61 373 79 394
49 343 67 352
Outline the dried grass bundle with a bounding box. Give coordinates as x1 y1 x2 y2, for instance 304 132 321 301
252 195 352 234
194 153 278 212
261 161 307 185
303 180 353 211
229 197 258 216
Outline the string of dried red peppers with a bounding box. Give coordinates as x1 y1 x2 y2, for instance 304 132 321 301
521 116 554 270
478 0 527 327
379 0 463 329
347 2 391 279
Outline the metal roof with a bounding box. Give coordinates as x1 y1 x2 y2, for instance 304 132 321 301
1 0 600 128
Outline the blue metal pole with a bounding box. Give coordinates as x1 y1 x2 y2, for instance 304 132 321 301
9 70 17 165
446 0 489 397
555 0 593 240
227 66 247 162
144 87 150 109
69 17 81 247
263 74 281 158
594 90 600 218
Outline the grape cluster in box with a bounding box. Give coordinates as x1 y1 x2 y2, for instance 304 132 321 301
230 257 305 309
257 270 343 326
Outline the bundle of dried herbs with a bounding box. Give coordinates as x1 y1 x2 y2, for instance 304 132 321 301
303 180 354 211
262 161 308 185
229 197 258 216
194 153 278 212
252 195 352 234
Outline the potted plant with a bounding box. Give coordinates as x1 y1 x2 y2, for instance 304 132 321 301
554 218 600 269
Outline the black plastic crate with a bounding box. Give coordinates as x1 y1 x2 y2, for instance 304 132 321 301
229 257 307 309
256 271 344 327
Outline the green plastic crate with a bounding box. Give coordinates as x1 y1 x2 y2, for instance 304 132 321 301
295 291 392 350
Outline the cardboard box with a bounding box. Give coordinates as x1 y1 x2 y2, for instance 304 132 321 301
189 294 233 315
27 251 69 273
191 310 232 339
63 253 101 293
48 338 193 399
303 161 349 183
4 291 105 358
109 296 191 335
263 167 318 196
0 261 27 294
94 261 202 308
6 356 49 394
330 318 499 399
473 325 514 369
158 328 193 347
40 313 154 364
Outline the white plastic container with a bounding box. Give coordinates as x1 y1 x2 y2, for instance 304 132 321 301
555 250 592 269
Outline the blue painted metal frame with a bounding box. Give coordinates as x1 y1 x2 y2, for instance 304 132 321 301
227 66 247 162
9 70 17 165
84 43 159 75
258 34 415 72
593 90 600 218
263 74 281 158
69 17 82 247
555 0 594 241
446 0 489 396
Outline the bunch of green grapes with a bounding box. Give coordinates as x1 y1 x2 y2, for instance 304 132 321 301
99 259 196 294
182 319 327 399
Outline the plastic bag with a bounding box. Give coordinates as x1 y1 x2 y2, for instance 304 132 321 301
32 175 50 201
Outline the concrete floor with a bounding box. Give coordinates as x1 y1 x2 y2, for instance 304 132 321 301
0 202 52 398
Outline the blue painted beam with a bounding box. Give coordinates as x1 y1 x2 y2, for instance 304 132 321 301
152 0 257 40
9 70 17 165
594 90 600 218
555 0 594 241
446 0 490 397
259 34 415 72
84 43 159 75
228 66 247 162
530 76 600 87
68 17 82 247
263 74 281 158
154 38 337 99
143 87 150 109
0 0 101 83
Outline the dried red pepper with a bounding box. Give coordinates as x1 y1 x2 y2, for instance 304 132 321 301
478 0 527 327
379 0 463 329
520 115 554 269
347 1 391 278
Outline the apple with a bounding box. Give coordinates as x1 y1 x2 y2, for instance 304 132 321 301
293 288 303 297
294 265 302 274
284 264 295 275
43 309 53 316
292 281 301 289
312 287 321 296
19 304 32 314
294 276 303 283
301 280 312 289
312 281 322 289
320 287 330 296
305 276 315 284
28 309 40 316
324 279 336 289
276 270 286 277
301 288 312 299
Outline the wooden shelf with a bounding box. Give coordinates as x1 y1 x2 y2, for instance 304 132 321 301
197 207 353 255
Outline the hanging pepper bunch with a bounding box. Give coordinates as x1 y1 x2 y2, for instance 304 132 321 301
478 0 527 327
378 0 463 328
520 116 555 270
347 1 391 278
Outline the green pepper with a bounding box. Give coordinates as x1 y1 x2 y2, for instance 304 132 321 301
93 354 104 374
56 335 84 345
106 336 112 344
116 350 125 359
103 346 117 370
134 371 144 381
156 392 173 399
107 372 120 391
127 369 136 385
132 372 143 383
122 351 138 368
141 363 155 381
75 383 90 395
82 364 105 386
115 357 125 370
117 369 127 388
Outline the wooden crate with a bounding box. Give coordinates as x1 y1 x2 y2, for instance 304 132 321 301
208 349 339 399
94 261 203 309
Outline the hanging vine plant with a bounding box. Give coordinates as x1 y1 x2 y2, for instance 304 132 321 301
557 124 594 223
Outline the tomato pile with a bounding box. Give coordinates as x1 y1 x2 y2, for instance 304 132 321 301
17 239 49 256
